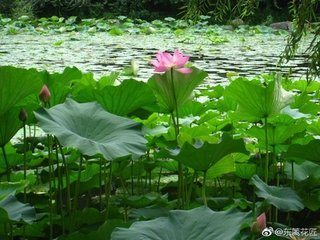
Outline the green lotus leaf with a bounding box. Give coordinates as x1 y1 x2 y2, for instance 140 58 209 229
169 134 248 171
111 207 250 240
0 107 23 147
224 76 293 121
284 160 320 182
34 98 147 160
148 67 208 113
43 67 82 106
247 115 306 147
251 175 304 212
94 79 157 116
0 195 36 224
59 219 131 240
0 181 28 201
284 139 320 162
0 66 43 115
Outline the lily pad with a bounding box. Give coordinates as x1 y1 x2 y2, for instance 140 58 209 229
0 195 36 224
169 134 248 171
111 206 250 240
224 76 293 121
34 98 147 160
251 175 304 212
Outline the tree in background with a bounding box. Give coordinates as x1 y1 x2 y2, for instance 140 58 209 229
281 0 319 79
182 0 319 79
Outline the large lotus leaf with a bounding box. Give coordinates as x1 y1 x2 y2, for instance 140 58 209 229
59 219 131 240
0 107 23 147
251 175 304 212
120 194 168 208
94 79 157 116
235 163 257 180
0 195 36 224
206 153 249 178
284 160 320 182
148 67 208 113
247 116 306 147
0 181 28 201
169 134 249 171
284 139 320 162
111 207 250 240
34 98 147 160
224 77 293 121
0 66 43 115
307 119 320 135
42 67 82 106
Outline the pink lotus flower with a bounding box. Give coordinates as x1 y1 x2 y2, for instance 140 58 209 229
39 84 51 103
150 50 192 74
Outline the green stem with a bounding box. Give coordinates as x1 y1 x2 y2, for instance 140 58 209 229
74 154 83 212
170 68 184 208
99 158 103 210
202 171 208 207
186 171 197 207
1 146 10 181
105 161 113 219
54 140 64 235
58 142 71 214
3 223 9 240
291 160 295 189
47 135 53 240
23 123 27 202
264 117 269 183
157 166 162 193
131 159 134 195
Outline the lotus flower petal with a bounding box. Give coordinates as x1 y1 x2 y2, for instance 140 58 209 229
150 49 192 74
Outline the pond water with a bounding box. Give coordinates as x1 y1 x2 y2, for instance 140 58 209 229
0 31 316 85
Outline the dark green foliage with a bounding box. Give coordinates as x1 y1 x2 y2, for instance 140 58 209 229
281 0 320 79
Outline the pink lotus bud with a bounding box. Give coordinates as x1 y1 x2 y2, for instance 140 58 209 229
19 108 28 122
39 84 51 103
251 213 267 234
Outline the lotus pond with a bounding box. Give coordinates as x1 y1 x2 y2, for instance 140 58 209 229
0 16 320 240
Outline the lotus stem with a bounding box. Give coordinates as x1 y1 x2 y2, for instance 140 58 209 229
291 160 295 189
58 142 71 213
169 68 185 208
22 122 27 240
22 123 27 203
264 117 269 183
202 170 208 207
131 159 134 195
1 145 10 181
105 161 113 219
47 135 53 240
54 140 64 235
186 171 197 207
74 154 83 212
157 166 162 193
99 157 103 210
